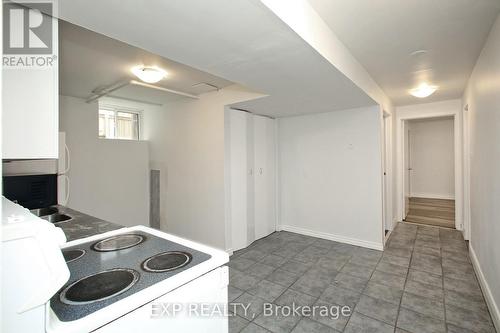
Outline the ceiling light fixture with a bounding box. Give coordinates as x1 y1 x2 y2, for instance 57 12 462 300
131 66 167 83
409 83 438 98
410 49 428 57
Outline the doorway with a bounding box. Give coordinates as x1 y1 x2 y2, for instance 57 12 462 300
402 116 455 228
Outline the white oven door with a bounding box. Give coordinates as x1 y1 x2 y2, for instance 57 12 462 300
95 266 229 333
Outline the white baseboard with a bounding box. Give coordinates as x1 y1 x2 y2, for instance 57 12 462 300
410 192 455 200
279 225 384 251
470 246 500 332
226 248 234 256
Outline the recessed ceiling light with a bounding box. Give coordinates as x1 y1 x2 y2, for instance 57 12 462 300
131 66 167 83
409 83 438 98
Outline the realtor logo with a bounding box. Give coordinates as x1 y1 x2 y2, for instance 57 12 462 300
3 1 56 68
3 2 53 54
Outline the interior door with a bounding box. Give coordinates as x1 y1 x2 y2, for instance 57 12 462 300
253 115 276 240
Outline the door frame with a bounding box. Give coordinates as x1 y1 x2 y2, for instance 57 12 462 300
395 101 464 232
462 103 471 240
403 121 411 218
380 109 393 243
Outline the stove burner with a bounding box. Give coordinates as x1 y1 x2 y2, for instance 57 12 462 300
142 251 192 273
92 234 145 252
60 268 139 305
63 249 86 263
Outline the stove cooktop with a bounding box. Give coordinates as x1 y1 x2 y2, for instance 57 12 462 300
51 231 211 322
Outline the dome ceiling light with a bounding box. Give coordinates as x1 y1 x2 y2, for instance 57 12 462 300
409 82 438 98
131 65 167 83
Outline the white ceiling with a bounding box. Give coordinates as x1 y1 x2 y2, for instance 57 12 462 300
308 0 500 106
55 0 376 117
59 21 234 104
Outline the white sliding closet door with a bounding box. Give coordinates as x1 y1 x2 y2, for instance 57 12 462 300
226 111 276 252
228 110 251 251
253 115 276 240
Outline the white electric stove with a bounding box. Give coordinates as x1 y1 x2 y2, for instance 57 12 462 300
1 198 230 333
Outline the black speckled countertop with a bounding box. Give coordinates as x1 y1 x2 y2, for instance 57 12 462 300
48 206 123 242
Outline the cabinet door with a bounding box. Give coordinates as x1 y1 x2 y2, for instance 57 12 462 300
2 11 58 159
253 115 276 240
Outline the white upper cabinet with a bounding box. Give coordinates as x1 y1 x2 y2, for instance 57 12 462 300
2 5 59 159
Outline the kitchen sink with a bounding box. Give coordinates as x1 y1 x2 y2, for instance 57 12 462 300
31 206 59 217
44 213 72 223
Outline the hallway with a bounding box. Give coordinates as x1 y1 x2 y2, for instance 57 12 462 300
228 223 495 333
405 197 455 228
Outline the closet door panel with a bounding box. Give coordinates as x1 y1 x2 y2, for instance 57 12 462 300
253 116 266 240
246 114 255 245
254 115 276 240
265 117 276 238
229 110 250 251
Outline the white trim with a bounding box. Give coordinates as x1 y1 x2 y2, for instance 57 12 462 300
381 108 394 236
223 107 233 258
279 225 384 251
379 107 386 241
226 248 234 256
462 102 471 240
470 246 500 332
395 99 463 231
410 193 455 200
274 119 280 234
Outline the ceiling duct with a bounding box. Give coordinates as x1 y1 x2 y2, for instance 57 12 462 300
86 80 199 104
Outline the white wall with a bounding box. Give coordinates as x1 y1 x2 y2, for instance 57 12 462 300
408 117 455 199
462 14 500 330
59 95 150 227
260 1 396 233
278 106 384 250
142 85 264 250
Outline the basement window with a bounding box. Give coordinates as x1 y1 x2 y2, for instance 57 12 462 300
98 105 140 140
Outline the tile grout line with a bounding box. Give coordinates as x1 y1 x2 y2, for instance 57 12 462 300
393 227 415 333
274 240 342 333
267 240 371 332
345 253 389 332
229 233 288 331
312 247 356 332
440 230 450 333
233 228 469 333
234 235 335 332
